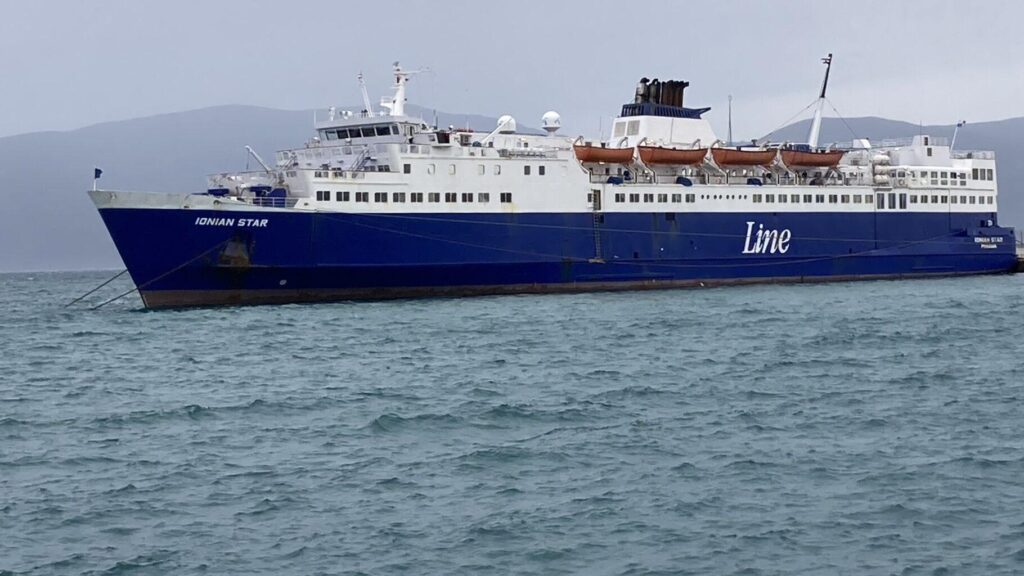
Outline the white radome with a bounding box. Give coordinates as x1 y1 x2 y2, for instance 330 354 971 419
541 111 561 134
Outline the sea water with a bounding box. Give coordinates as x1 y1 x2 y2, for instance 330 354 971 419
2 271 1024 575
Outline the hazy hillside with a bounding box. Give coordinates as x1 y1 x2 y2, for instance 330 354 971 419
0 109 1020 272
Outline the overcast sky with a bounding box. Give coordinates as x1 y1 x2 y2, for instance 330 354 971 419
2 0 1021 141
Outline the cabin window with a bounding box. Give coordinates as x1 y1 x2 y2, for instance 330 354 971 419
853 194 862 204
938 195 945 203
449 164 456 175
462 193 474 202
899 193 907 209
790 194 800 203
889 193 897 208
315 190 325 201
626 120 640 136
828 194 838 204
615 193 625 203
336 191 349 202
355 192 368 202
877 193 884 209
477 164 485 175
752 194 762 203
803 194 813 203
926 147 932 157
658 193 668 203
970 196 977 204
841 194 850 203
427 164 435 175
500 192 512 203
445 192 457 202
959 195 967 204
613 122 625 138
988 196 994 204
539 165 546 176
987 169 994 180
816 194 825 203
643 193 654 203
524 165 531 175
629 193 640 202
685 193 695 203
479 193 490 203
428 192 440 202
393 192 406 203
494 165 501 175
777 194 787 203
374 192 388 203
951 196 958 204
403 164 411 174
411 192 423 203
671 193 681 203
917 195 925 204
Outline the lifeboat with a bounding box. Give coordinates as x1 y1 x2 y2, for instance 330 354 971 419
780 149 845 168
711 148 777 167
573 145 634 164
637 146 708 166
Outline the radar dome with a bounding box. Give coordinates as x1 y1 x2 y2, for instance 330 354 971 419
497 115 517 134
541 111 561 135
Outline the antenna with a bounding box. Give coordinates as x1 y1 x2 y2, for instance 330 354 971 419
380 62 429 118
727 94 733 145
807 53 833 148
358 72 374 115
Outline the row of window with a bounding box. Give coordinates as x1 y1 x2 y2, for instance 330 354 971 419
402 163 547 176
315 190 513 204
604 190 996 206
324 125 400 140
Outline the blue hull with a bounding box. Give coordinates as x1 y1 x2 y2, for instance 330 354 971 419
95 207 1017 308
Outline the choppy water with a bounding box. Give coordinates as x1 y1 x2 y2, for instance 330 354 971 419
3 272 1024 575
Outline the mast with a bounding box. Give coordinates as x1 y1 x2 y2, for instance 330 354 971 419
727 94 733 145
380 62 427 118
357 72 374 115
807 53 832 149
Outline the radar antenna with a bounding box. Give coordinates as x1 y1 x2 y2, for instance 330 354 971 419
380 61 429 118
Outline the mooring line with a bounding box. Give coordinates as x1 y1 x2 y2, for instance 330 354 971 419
65 268 129 307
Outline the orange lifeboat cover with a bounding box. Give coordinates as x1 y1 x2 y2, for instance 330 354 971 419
711 148 778 167
638 146 708 165
780 149 845 168
573 145 634 164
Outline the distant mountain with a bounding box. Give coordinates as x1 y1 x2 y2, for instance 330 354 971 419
0 109 1020 272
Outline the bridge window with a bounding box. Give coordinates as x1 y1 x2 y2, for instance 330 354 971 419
375 126 390 136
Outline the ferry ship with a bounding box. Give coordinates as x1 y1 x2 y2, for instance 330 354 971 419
89 57 1017 309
